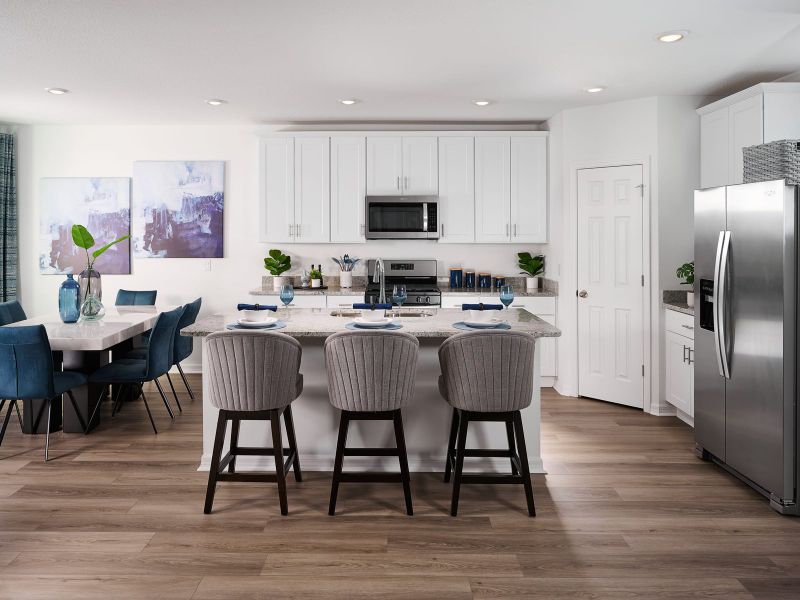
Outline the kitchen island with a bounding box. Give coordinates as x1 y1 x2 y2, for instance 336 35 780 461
183 307 560 473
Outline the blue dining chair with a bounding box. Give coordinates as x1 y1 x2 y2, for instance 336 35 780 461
0 300 27 429
0 325 88 461
115 290 158 306
87 306 184 434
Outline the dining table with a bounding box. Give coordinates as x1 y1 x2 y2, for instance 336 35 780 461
2 305 175 434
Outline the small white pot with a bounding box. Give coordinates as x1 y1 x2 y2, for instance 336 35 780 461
686 291 695 308
339 271 353 288
272 275 290 291
311 279 322 288
526 276 540 291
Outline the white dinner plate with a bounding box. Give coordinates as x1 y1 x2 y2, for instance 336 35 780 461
237 317 278 328
462 319 502 328
353 316 394 328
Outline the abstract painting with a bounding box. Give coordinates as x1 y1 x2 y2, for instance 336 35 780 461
39 177 131 274
133 161 224 258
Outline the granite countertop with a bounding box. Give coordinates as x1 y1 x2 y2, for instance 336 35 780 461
664 301 694 316
440 287 557 297
250 285 366 297
182 307 562 339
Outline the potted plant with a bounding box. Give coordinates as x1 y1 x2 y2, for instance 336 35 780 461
264 249 292 291
518 252 545 291
71 224 129 321
309 265 322 289
676 261 695 307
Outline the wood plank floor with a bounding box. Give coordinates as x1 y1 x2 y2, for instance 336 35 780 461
1 380 799 599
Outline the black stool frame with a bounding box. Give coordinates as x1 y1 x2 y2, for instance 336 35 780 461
204 404 301 516
329 409 412 516
444 407 535 517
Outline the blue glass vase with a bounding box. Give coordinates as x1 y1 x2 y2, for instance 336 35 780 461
59 274 80 323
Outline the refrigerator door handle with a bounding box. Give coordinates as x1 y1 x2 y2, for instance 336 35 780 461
718 230 732 379
712 231 726 378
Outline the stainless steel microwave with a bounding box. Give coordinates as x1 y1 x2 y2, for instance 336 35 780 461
365 195 439 239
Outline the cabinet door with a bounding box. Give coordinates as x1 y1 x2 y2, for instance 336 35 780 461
474 136 511 243
700 108 729 188
331 137 366 243
260 137 295 243
438 137 475 243
367 137 403 195
402 137 438 194
728 94 764 185
294 137 330 243
511 136 547 243
665 330 692 414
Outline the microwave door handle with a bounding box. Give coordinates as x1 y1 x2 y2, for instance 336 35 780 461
712 231 725 378
718 231 732 379
422 203 429 232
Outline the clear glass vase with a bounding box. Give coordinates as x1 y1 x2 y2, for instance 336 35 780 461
78 267 105 321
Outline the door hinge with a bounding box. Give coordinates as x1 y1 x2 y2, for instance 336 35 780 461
641 274 645 286
635 183 644 197
642 364 645 377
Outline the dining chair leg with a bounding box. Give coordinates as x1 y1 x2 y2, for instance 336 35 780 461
282 405 302 482
165 373 182 413
228 418 239 473
271 409 289 516
450 410 469 517
14 401 22 429
153 379 175 419
176 363 195 401
328 411 350 516
65 390 88 434
0 400 14 447
393 409 413 516
204 410 227 514
86 389 106 433
139 385 158 434
444 407 459 483
111 384 126 417
512 410 536 517
505 420 519 476
31 401 48 433
43 399 52 462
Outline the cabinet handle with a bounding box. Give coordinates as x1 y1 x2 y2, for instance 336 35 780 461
404 175 408 190
682 345 688 363
441 223 444 237
288 224 293 237
681 324 694 330
688 348 694 365
397 176 400 190
296 223 301 237
506 223 509 237
514 224 517 237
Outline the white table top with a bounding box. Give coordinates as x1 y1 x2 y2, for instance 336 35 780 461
4 305 177 352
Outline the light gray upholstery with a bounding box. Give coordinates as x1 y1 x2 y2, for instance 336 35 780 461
438 330 536 412
324 330 419 412
205 330 303 412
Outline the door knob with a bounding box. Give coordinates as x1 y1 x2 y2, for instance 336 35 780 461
578 290 588 298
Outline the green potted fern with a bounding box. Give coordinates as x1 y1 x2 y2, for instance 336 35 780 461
264 249 292 290
518 252 545 291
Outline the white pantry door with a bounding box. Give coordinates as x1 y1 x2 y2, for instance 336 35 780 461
577 164 644 408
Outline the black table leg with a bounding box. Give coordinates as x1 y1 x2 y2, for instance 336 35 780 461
62 350 109 433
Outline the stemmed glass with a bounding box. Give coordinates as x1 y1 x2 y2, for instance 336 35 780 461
500 285 514 310
392 284 407 318
280 284 294 315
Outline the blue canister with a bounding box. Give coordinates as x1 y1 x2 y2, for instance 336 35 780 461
59 274 80 323
493 276 506 288
449 268 463 289
478 273 492 288
464 271 476 289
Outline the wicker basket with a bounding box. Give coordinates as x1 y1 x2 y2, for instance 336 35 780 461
743 139 800 185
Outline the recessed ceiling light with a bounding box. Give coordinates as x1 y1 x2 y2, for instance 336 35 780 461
473 100 492 107
45 87 70 95
339 99 359 105
206 99 227 106
585 87 605 94
657 30 688 43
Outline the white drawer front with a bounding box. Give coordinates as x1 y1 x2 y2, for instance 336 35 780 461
509 296 556 315
328 295 365 308
665 309 694 339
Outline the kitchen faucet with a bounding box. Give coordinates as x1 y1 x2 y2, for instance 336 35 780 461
373 258 387 304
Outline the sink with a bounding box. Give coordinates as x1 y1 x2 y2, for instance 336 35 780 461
329 309 434 318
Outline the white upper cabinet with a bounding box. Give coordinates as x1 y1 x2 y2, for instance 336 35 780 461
366 136 437 195
437 137 475 243
367 137 403 195
402 137 438 194
475 136 511 243
510 136 547 243
330 137 366 243
700 107 729 188
260 137 295 243
294 137 330 243
728 95 763 185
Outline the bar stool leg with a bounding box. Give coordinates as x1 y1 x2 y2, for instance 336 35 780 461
204 411 227 514
328 411 350 516
444 408 458 483
283 405 302 482
271 409 288 516
229 418 240 473
450 410 469 517
505 420 519 476
0 400 14 446
393 410 413 516
512 410 536 517
43 398 52 462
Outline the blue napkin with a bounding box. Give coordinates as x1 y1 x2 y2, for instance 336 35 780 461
237 303 278 312
353 303 392 310
462 303 503 311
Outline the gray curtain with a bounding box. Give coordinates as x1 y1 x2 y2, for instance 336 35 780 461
0 133 17 301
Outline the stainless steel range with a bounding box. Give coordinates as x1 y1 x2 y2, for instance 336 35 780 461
365 259 441 307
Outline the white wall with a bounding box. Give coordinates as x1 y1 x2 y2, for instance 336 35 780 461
15 124 547 371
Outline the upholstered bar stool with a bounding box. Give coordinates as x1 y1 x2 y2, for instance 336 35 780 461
438 330 536 517
324 330 419 516
203 330 303 516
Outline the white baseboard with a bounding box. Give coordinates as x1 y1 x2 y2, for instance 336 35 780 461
197 454 546 475
676 409 694 427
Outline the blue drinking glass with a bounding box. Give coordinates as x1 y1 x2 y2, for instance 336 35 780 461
280 284 294 308
393 284 407 312
500 285 514 310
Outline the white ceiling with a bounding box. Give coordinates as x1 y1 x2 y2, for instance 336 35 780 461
1 0 799 125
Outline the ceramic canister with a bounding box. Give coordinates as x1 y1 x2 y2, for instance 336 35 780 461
493 276 506 288
449 268 463 289
478 273 492 288
464 271 476 289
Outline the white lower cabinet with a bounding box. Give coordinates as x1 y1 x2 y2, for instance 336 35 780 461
664 309 694 421
257 295 327 309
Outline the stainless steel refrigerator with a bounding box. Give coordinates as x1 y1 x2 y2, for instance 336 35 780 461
695 179 800 515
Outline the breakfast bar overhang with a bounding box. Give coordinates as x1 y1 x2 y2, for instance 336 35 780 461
183 307 561 473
